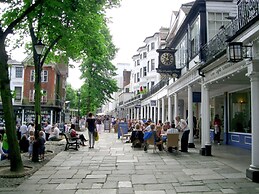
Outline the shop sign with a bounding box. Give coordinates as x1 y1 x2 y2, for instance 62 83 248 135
150 100 157 107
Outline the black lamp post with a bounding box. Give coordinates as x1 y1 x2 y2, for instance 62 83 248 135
32 40 45 162
77 89 81 130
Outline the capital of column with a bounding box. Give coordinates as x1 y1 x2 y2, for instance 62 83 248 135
247 71 259 82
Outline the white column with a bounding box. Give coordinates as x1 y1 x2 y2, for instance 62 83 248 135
136 108 139 120
168 95 172 123
147 106 150 120
131 108 134 120
157 99 161 122
174 93 178 124
50 110 53 125
140 106 144 120
154 106 157 124
162 97 165 123
201 84 211 151
188 85 194 145
127 108 130 120
22 109 25 123
143 106 145 120
134 107 137 120
248 72 259 172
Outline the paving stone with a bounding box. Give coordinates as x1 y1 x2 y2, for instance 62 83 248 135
118 181 132 188
175 185 211 193
221 188 236 193
56 183 78 190
131 174 157 184
118 187 134 194
3 132 259 194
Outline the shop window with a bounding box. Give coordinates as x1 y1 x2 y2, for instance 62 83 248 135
229 89 251 133
143 67 147 76
190 17 200 58
151 42 155 50
151 59 155 70
143 52 147 58
208 12 229 41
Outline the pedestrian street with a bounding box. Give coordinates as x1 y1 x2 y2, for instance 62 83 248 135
4 131 259 194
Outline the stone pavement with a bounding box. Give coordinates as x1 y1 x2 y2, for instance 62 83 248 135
1 131 259 194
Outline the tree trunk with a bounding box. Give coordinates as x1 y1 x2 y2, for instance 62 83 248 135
32 54 41 162
0 36 24 172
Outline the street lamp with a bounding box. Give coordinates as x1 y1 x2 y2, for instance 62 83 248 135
77 89 81 130
32 40 45 162
227 42 252 62
35 40 45 56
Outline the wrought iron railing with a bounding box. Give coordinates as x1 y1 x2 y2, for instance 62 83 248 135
201 0 259 65
142 78 169 99
124 94 142 104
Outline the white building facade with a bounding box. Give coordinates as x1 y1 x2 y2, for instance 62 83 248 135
119 0 259 182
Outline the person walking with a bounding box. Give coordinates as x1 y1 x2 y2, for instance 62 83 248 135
86 112 96 149
214 114 222 145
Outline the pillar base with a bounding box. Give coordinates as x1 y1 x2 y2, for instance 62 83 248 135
246 168 259 183
200 148 205 156
205 144 212 156
188 143 195 148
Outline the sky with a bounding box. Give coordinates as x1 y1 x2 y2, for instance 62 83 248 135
11 0 192 89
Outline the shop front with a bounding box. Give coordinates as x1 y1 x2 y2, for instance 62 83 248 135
228 88 251 149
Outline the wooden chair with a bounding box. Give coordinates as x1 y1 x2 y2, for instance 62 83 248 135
146 133 163 153
166 133 179 153
120 127 131 143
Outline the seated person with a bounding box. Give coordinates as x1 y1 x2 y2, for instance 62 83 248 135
0 134 8 160
130 124 144 148
48 124 60 141
167 123 179 134
38 131 46 160
143 124 163 151
70 124 87 146
19 134 29 153
160 123 172 142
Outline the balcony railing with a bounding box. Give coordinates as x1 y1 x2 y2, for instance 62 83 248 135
124 94 142 104
201 0 259 65
142 78 169 99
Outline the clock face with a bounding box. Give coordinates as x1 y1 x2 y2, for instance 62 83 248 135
160 52 174 65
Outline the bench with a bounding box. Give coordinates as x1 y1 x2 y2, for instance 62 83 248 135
64 133 80 151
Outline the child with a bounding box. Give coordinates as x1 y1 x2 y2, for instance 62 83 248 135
38 131 46 160
28 135 35 159
19 134 29 153
0 134 8 160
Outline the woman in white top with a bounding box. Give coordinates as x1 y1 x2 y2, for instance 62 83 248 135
181 120 190 152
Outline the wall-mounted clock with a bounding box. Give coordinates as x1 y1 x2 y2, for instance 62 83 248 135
160 52 174 66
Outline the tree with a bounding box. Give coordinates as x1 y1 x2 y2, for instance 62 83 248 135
80 24 119 114
0 0 43 172
0 0 120 171
65 84 78 109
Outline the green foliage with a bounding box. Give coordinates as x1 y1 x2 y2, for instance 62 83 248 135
0 0 121 171
65 84 78 109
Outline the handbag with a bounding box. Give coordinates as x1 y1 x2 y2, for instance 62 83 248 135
94 131 99 141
